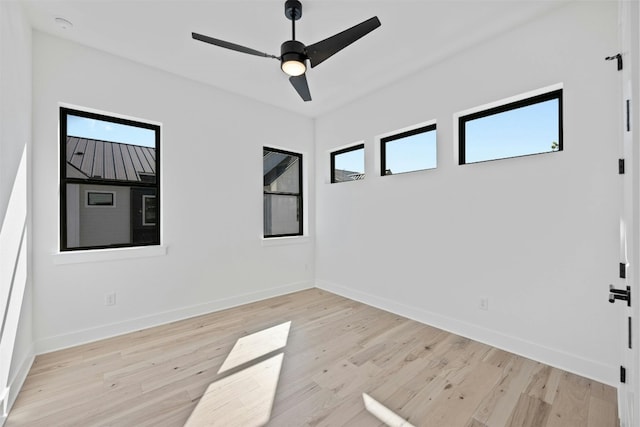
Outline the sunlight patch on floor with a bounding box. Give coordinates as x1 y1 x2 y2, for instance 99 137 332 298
186 321 291 426
185 353 284 427
218 321 291 374
363 393 416 427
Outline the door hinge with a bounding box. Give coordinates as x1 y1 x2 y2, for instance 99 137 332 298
609 285 631 306
619 159 625 174
620 262 627 278
606 53 623 71
629 316 633 349
620 366 626 383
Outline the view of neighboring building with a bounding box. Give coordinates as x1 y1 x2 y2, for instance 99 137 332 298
65 136 157 248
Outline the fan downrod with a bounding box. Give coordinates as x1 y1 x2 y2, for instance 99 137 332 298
285 0 302 21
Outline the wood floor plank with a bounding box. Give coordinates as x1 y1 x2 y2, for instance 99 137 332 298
473 355 539 426
587 395 619 427
5 289 618 427
546 372 592 427
504 393 551 427
411 360 503 426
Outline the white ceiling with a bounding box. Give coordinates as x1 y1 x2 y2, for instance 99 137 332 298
22 0 570 118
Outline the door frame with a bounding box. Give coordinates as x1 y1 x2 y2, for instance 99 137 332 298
620 1 639 426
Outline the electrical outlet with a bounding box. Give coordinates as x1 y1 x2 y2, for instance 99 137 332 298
105 293 116 306
479 297 489 311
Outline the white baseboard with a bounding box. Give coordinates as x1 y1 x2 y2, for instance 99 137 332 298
35 281 313 355
316 280 615 387
2 344 35 425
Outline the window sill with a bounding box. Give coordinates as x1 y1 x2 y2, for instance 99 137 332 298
261 236 311 247
53 245 167 265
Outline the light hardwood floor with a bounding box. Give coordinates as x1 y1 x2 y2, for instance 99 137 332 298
6 289 618 427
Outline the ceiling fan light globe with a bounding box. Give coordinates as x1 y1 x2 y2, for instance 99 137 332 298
282 59 306 76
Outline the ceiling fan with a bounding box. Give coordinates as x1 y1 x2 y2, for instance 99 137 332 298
192 0 381 102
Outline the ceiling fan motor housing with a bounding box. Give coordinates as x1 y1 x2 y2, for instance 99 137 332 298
284 0 302 20
281 40 306 63
281 40 307 76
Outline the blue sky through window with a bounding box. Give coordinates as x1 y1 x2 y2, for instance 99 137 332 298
464 98 559 163
67 115 155 148
335 147 365 174
385 129 437 174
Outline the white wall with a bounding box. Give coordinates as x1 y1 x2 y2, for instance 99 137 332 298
0 0 33 417
31 33 315 352
315 1 620 385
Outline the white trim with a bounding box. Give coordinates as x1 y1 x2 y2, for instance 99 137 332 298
58 102 162 128
35 281 314 355
260 235 312 246
53 244 167 265
316 280 616 387
376 119 438 142
454 82 564 119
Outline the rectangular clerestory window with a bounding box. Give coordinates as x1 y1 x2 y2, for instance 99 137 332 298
381 124 437 175
459 89 563 164
331 144 365 183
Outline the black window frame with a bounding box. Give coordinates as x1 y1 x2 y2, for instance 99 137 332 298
458 89 563 165
263 146 303 238
87 191 115 207
330 144 365 183
380 123 437 176
60 107 161 251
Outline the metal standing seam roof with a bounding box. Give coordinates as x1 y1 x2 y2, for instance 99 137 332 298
333 169 365 182
66 136 156 182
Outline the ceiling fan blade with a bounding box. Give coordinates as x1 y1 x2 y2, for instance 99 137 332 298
306 17 381 68
192 32 279 59
289 74 312 102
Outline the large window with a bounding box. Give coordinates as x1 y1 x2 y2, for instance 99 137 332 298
263 147 303 238
381 124 437 175
459 89 562 164
331 144 365 183
60 107 160 251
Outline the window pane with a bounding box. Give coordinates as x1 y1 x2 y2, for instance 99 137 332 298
61 107 160 250
263 194 300 236
87 191 114 206
263 147 303 238
332 145 365 183
382 125 436 175
65 184 158 249
264 151 300 193
460 90 562 164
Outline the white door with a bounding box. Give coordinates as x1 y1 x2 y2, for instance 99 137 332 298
615 2 639 426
